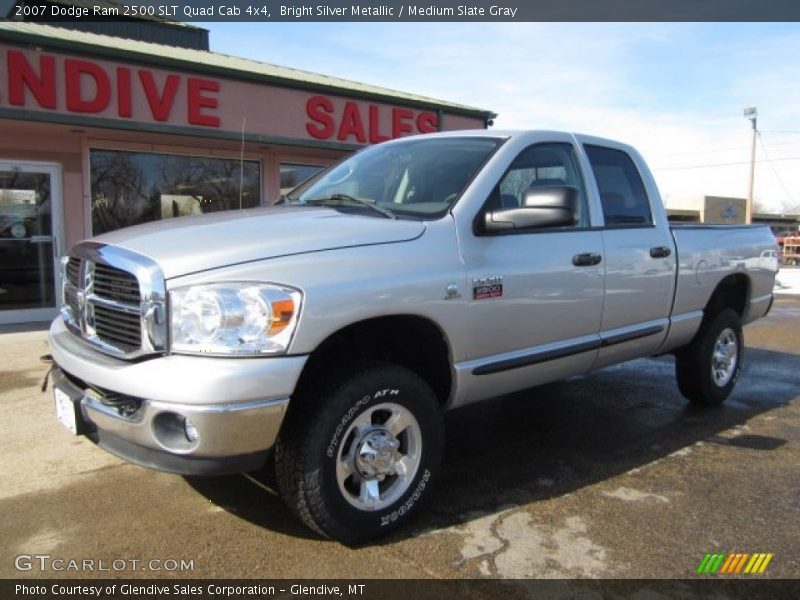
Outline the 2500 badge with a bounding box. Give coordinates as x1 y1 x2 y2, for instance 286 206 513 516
473 276 503 300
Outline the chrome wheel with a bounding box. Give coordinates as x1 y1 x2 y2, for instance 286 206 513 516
711 327 739 387
335 402 422 511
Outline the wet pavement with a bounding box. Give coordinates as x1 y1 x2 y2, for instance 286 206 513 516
1 296 798 581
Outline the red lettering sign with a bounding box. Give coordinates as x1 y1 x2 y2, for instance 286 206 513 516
337 101 366 143
4 50 221 128
3 49 452 141
306 95 335 139
65 59 111 113
417 112 438 134
139 71 180 122
306 94 439 143
117 67 132 118
187 78 220 127
391 107 414 138
368 105 389 143
8 50 56 109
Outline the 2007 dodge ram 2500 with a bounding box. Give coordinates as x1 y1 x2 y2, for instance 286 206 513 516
49 130 778 543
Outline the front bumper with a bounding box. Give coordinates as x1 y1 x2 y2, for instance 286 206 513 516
49 318 308 475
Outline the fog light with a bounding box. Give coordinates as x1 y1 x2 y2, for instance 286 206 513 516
153 412 198 452
184 417 199 443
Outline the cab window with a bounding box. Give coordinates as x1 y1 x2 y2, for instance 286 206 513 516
488 142 589 228
584 145 653 227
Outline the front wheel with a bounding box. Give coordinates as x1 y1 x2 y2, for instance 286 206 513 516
275 361 444 544
675 308 743 406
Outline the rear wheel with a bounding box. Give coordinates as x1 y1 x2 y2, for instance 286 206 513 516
675 308 743 406
275 361 444 544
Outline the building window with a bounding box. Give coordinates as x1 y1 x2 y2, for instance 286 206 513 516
280 163 325 196
90 149 261 235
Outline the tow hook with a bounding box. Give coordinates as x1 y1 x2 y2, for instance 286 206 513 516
40 354 54 392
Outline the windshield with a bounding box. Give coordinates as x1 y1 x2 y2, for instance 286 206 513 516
286 136 504 219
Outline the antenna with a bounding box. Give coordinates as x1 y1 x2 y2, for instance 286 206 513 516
239 116 246 210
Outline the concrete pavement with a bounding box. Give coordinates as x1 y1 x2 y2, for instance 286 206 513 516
2 297 798 581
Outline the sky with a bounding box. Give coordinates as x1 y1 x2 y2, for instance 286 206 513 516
203 22 800 214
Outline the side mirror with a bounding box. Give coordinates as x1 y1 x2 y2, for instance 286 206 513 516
484 185 578 233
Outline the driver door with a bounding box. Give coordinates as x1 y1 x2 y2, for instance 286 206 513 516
456 142 605 403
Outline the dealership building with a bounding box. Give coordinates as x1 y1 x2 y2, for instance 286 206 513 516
0 11 494 324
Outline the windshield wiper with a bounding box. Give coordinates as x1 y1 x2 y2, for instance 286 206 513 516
305 194 396 219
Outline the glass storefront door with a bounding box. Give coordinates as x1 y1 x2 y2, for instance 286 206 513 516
0 163 62 324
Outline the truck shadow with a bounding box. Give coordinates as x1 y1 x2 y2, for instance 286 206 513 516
184 346 799 545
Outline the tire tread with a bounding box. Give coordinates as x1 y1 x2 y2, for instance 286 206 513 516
275 361 442 544
675 308 742 406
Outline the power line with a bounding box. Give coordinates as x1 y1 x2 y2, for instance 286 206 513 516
653 156 800 171
758 132 796 205
651 139 800 158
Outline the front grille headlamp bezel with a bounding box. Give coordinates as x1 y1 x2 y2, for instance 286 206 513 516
60 242 167 360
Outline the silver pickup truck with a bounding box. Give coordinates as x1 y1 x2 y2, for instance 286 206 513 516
49 130 777 543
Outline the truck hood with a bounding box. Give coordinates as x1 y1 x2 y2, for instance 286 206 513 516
94 206 426 278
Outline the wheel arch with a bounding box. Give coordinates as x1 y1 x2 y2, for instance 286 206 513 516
704 273 750 320
292 314 453 408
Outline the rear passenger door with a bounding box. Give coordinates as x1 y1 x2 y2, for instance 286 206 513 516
581 142 677 368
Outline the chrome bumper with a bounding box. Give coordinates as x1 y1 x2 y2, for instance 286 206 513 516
49 318 308 475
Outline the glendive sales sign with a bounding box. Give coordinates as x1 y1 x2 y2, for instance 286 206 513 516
1 45 441 143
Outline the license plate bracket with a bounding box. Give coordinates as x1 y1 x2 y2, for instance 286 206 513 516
53 382 90 435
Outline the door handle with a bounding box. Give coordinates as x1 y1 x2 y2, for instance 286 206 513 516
572 252 602 267
650 246 672 258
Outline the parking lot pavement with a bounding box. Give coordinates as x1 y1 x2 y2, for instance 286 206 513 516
1 297 798 581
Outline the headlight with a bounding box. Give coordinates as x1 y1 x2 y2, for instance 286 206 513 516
169 283 302 356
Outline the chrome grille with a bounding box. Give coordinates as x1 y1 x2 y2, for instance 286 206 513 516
89 262 142 350
93 264 140 305
66 257 80 287
64 285 80 318
93 304 142 349
62 257 81 328
64 257 82 319
60 243 166 359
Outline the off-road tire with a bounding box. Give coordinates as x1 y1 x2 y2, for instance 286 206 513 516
275 361 444 544
675 308 743 406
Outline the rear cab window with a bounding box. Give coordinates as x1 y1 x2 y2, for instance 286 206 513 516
584 145 653 228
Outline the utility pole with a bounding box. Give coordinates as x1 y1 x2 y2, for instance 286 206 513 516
744 106 757 224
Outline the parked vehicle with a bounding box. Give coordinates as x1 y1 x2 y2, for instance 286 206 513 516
49 131 778 543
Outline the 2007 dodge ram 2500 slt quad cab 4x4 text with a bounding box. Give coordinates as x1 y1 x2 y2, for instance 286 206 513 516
49 130 777 543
